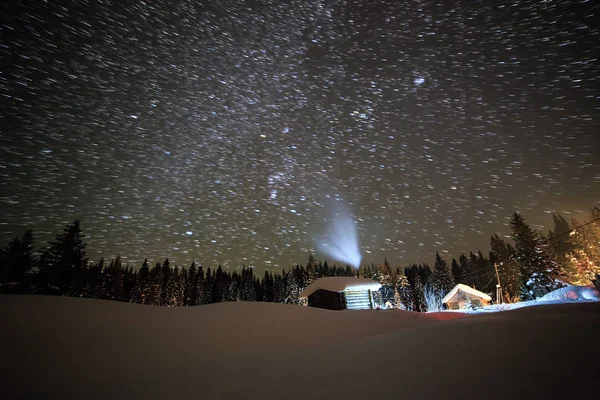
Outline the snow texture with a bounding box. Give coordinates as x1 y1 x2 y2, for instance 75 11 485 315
1 294 599 399
441 283 492 304
299 277 382 298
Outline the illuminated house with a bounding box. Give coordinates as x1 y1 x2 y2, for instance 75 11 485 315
299 277 382 310
442 284 492 310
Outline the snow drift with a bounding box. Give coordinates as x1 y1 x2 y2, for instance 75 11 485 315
539 284 600 302
1 295 598 399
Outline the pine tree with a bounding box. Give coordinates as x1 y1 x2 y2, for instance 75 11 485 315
273 273 286 303
240 266 256 301
395 269 412 310
412 275 426 312
165 266 182 307
186 262 198 306
404 265 425 312
146 262 163 305
38 221 87 294
548 213 576 277
122 266 136 302
490 234 520 302
160 258 171 306
432 252 454 295
417 263 432 287
261 271 274 302
566 208 600 285
132 259 150 303
510 212 562 300
306 252 317 283
177 267 187 306
458 253 471 286
0 229 36 284
212 266 227 302
376 258 396 305
103 256 125 300
195 266 207 305
204 267 214 304
83 258 104 298
450 258 462 285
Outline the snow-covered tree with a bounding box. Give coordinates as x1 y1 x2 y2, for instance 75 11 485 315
185 262 198 306
423 284 445 312
240 266 257 301
566 208 600 285
510 212 562 300
131 259 150 303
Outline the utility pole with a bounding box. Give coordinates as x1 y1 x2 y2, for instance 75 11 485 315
494 263 502 304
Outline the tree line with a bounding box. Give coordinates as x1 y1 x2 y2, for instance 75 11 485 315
1 207 599 310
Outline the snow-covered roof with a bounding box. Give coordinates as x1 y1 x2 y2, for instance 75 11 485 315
299 277 382 298
441 284 492 304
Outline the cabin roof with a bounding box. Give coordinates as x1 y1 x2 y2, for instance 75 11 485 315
441 283 492 304
300 277 382 299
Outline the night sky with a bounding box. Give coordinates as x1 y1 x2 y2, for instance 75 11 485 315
1 0 598 271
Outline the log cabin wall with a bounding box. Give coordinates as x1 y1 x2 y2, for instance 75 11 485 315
307 289 345 310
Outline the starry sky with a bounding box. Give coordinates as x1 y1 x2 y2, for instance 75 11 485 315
1 0 599 272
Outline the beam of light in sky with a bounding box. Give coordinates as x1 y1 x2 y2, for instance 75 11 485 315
316 201 362 269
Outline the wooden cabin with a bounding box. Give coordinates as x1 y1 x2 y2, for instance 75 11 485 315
299 277 382 310
442 284 492 310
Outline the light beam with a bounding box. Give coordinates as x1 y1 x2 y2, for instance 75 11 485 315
316 201 362 269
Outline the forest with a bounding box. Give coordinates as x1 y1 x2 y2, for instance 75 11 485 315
1 208 599 311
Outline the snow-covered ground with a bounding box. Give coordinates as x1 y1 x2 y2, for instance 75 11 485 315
1 295 598 399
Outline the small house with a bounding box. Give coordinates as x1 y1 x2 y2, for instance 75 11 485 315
299 277 382 310
442 284 492 310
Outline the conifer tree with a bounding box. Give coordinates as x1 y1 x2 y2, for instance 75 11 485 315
83 258 104 298
212 266 227 302
510 212 562 300
204 267 214 304
103 256 124 300
132 259 150 303
146 262 163 305
458 253 471 286
376 258 396 304
416 263 432 288
0 229 36 284
450 258 462 285
474 251 495 293
186 262 198 306
273 273 286 303
195 266 206 305
395 269 412 310
261 271 274 302
412 275 426 312
566 208 600 285
177 267 187 305
490 234 520 302
226 272 240 301
306 252 317 283
240 266 256 301
166 266 182 307
432 252 454 295
547 213 576 276
38 221 87 294
404 265 425 311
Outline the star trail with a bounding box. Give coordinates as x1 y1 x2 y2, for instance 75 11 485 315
1 0 599 271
